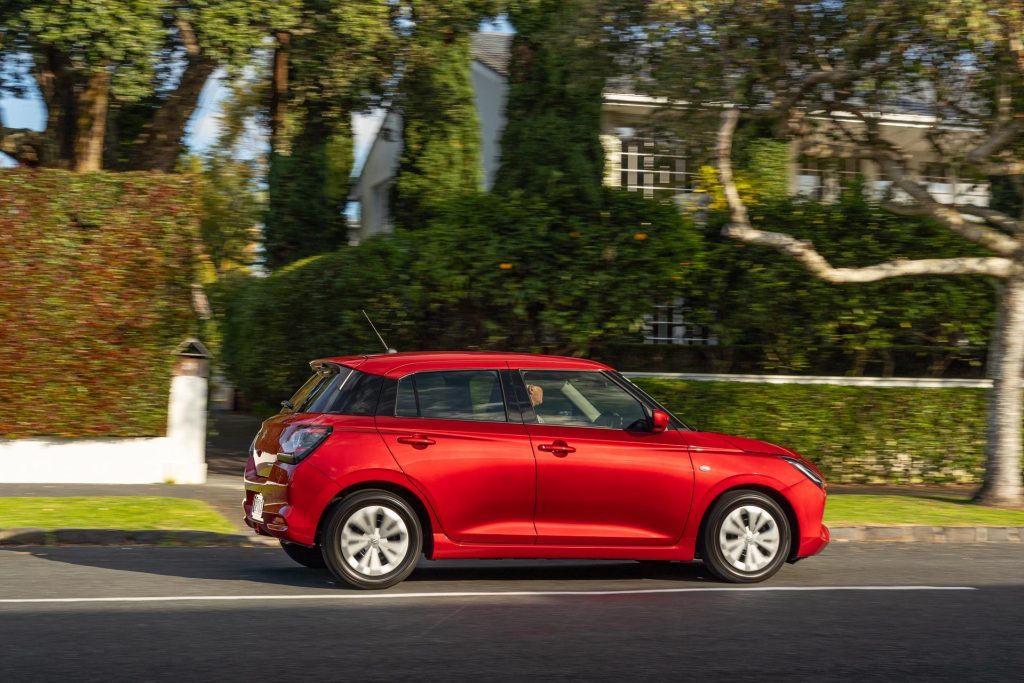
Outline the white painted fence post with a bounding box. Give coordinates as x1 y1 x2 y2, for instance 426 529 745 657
165 338 212 484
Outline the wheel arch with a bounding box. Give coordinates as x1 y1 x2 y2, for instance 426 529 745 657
696 484 801 562
316 481 435 559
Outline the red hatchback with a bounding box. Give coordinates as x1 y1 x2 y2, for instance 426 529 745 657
244 352 828 588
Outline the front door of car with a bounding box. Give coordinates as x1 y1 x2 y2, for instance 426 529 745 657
516 370 694 546
376 366 537 544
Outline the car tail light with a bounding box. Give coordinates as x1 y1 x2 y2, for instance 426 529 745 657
277 425 332 464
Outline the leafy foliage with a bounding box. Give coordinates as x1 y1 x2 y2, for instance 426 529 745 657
635 379 992 484
496 0 642 215
220 188 699 406
1 1 302 170
686 189 996 373
393 29 482 229
0 170 197 437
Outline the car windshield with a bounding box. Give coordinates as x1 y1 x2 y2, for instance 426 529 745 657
610 372 691 430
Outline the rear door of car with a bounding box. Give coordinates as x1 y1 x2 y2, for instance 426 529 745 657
376 361 537 544
513 368 694 546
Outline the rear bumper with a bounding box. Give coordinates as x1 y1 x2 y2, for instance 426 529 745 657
243 459 334 546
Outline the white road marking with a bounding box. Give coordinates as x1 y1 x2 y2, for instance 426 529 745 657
0 585 976 605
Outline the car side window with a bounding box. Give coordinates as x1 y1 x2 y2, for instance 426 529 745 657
520 370 648 430
396 370 508 422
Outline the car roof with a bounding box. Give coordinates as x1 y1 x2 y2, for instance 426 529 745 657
313 351 614 377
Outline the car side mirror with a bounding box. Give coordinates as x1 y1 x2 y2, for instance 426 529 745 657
651 409 670 434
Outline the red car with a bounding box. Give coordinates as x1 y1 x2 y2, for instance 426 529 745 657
244 352 828 589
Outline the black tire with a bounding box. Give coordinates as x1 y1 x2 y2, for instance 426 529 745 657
280 540 326 568
701 490 791 583
322 490 423 590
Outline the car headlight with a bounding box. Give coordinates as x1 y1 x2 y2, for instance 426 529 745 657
781 456 825 489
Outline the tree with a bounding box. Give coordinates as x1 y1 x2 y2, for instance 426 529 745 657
495 0 644 215
646 0 1024 506
0 0 299 171
391 1 499 229
264 0 396 267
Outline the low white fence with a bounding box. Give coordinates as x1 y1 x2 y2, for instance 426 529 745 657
622 372 992 389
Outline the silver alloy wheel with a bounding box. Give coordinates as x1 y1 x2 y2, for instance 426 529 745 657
340 504 410 577
718 504 781 573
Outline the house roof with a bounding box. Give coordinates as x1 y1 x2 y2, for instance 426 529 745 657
472 32 513 76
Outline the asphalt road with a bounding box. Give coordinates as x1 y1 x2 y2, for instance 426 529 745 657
0 543 1021 682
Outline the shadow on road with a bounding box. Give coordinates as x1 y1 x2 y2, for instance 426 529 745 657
1 546 713 590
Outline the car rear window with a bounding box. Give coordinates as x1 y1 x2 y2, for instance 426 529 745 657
287 367 384 415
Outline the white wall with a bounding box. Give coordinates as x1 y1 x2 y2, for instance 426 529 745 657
352 111 403 240
0 370 209 484
471 61 508 191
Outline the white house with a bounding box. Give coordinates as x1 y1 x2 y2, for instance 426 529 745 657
350 33 990 246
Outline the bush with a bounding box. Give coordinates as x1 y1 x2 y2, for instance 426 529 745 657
220 188 699 407
634 379 989 484
0 170 197 438
685 189 996 374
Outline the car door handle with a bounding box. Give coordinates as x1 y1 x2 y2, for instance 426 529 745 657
397 434 436 447
538 440 575 456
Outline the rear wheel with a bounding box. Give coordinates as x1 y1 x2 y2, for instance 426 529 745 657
322 490 422 589
702 490 790 583
280 540 326 568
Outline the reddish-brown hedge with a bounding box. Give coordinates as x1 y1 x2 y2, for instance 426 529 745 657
0 170 198 438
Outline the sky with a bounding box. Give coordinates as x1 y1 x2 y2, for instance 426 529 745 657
0 18 513 171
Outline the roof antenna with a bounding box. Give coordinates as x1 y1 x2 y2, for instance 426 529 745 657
362 310 397 354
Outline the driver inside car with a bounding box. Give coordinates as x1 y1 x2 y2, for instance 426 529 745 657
527 383 545 422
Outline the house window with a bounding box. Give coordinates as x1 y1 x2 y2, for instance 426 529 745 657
796 156 861 201
372 180 391 233
620 138 693 199
643 298 716 345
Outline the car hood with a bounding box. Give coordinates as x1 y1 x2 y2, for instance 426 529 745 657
684 431 796 457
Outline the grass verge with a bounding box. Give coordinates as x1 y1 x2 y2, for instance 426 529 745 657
0 497 236 533
825 494 1024 526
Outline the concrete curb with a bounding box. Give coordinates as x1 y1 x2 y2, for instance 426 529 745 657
828 526 1024 543
1 526 1022 547
0 528 279 547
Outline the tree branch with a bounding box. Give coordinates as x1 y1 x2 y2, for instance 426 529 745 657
858 125 1024 256
126 54 216 171
965 120 1024 165
0 126 43 165
723 224 1017 282
718 107 1017 283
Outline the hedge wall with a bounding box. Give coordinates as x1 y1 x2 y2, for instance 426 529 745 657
634 379 988 484
0 170 198 438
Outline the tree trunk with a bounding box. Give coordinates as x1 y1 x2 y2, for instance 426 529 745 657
126 56 216 171
269 31 290 156
72 68 110 172
975 276 1024 507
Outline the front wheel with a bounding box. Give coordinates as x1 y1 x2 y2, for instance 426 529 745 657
322 490 422 589
702 490 791 583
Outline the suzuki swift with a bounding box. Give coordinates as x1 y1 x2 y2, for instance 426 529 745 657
244 352 829 589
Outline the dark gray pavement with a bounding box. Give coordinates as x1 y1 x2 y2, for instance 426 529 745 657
0 543 1021 681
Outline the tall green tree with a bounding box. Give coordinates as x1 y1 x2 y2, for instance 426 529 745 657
391 1 498 229
264 0 396 268
0 0 300 171
495 0 643 214
645 0 1024 506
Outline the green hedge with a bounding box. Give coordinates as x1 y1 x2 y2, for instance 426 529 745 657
0 170 198 438
634 379 988 484
220 188 696 410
